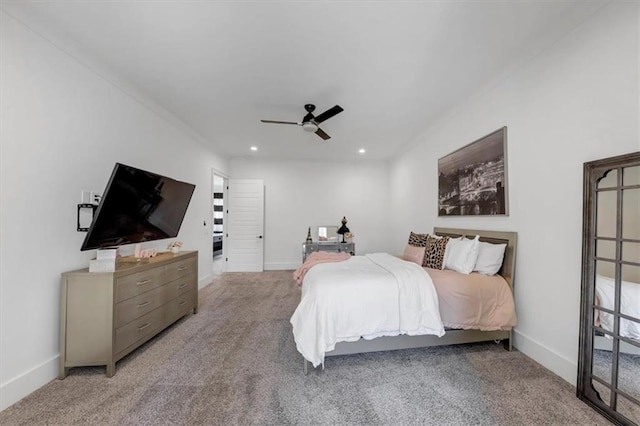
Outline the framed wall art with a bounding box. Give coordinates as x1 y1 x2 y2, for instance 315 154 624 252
438 127 508 216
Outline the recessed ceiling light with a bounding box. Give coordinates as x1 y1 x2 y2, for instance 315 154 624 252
358 149 366 154
250 146 258 151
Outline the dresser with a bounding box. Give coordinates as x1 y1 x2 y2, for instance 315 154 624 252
302 242 355 262
59 251 198 378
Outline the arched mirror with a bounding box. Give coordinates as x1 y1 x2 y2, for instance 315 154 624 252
578 151 640 425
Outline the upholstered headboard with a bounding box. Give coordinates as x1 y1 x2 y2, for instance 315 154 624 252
433 227 518 290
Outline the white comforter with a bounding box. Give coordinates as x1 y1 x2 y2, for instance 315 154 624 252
290 253 445 367
595 274 640 340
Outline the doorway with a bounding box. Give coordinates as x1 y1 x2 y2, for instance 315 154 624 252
212 172 228 276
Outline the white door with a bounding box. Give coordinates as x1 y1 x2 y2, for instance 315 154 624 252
226 179 264 272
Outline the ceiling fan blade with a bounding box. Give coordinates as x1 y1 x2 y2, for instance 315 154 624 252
315 128 331 140
314 105 344 123
260 120 301 125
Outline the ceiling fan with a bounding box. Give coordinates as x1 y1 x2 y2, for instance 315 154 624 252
260 104 344 140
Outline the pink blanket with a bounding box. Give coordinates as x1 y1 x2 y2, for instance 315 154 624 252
426 268 517 330
293 251 351 285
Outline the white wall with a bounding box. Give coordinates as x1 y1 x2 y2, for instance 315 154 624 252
231 159 390 269
0 12 229 410
2 0 638 413
390 2 639 385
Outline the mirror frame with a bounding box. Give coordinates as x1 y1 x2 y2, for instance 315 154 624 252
578 151 640 426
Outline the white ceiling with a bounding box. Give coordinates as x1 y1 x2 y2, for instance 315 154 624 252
2 1 608 161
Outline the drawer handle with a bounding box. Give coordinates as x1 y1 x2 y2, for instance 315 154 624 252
179 301 187 306
136 279 151 286
137 323 151 331
137 301 150 308
178 283 187 289
177 266 187 271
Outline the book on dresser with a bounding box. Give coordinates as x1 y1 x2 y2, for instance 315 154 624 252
59 250 198 378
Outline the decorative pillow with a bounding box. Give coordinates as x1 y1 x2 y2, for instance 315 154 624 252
407 231 429 247
474 241 507 275
444 235 480 274
422 235 450 269
402 245 426 265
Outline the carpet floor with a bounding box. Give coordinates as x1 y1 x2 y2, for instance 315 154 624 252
0 270 611 425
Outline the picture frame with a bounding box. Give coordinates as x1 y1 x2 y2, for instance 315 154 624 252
438 127 508 216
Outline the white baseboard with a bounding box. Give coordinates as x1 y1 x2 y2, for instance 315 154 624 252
264 262 298 271
513 329 577 386
198 274 214 289
0 355 58 411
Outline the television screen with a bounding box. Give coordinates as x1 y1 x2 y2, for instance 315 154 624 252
81 163 196 251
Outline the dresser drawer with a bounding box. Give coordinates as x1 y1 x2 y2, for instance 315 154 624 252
164 273 196 300
115 307 164 354
166 256 197 282
165 289 197 323
115 267 165 303
115 284 165 328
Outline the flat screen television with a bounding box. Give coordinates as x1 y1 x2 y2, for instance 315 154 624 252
81 163 196 251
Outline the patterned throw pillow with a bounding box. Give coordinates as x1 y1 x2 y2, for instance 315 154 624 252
408 231 429 247
423 235 450 269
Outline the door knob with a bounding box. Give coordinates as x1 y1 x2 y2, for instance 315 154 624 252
257 235 263 239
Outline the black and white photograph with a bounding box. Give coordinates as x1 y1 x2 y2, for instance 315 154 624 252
438 127 508 216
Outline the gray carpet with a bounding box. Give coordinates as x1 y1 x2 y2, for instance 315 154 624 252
592 348 640 423
0 271 611 425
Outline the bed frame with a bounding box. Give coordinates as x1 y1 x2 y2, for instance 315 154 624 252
303 227 518 374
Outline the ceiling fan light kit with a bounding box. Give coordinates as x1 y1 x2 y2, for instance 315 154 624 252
261 104 343 140
302 122 318 132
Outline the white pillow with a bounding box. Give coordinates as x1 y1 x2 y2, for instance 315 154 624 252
442 236 462 270
444 235 480 274
474 241 507 275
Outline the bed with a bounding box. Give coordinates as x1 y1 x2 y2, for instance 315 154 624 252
594 274 640 355
290 227 518 373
